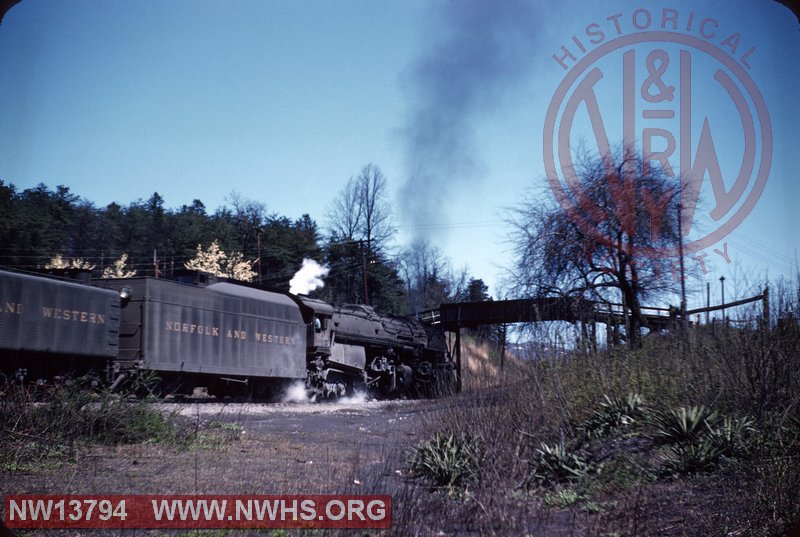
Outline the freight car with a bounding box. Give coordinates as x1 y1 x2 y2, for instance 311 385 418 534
0 267 456 399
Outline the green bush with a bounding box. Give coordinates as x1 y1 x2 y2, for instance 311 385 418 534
1 378 185 470
593 453 650 492
543 488 580 508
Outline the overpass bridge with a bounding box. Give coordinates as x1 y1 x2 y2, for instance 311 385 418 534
421 290 769 391
423 290 768 332
420 297 678 331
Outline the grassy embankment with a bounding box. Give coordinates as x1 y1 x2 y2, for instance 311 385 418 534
0 376 200 473
404 292 800 536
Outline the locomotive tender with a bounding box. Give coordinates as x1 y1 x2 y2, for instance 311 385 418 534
0 269 120 381
0 267 455 398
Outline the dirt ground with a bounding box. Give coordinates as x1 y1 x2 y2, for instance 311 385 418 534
2 397 594 537
1 399 441 536
12 395 779 537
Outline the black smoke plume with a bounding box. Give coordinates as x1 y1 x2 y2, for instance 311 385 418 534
399 0 541 240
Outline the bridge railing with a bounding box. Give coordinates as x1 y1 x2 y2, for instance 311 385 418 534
419 288 768 329
593 303 673 318
417 309 441 325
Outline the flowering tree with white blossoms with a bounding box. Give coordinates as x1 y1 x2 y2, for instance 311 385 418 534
184 240 257 282
101 254 137 278
45 254 95 271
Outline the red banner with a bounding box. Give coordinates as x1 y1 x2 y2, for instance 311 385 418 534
5 495 391 529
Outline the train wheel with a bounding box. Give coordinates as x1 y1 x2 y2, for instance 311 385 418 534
395 365 413 394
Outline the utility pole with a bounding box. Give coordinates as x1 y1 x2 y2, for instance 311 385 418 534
499 324 507 372
706 281 710 324
720 276 726 321
360 240 369 305
153 249 160 278
677 203 687 330
256 228 262 285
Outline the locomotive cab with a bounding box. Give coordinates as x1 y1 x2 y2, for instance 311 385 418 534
298 297 334 357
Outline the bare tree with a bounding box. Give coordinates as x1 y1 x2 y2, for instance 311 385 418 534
327 175 363 241
399 238 457 313
359 163 394 255
227 192 267 254
325 164 400 309
507 147 685 347
327 163 394 255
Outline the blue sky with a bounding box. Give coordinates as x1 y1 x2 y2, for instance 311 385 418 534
1 0 798 309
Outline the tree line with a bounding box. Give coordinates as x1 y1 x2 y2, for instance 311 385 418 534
2 146 697 346
0 164 492 317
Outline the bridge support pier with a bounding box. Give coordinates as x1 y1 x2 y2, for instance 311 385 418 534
455 327 462 393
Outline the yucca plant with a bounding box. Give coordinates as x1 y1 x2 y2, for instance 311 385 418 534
650 406 754 476
408 432 484 490
708 416 755 458
649 405 718 445
662 437 725 475
580 393 647 438
530 441 590 485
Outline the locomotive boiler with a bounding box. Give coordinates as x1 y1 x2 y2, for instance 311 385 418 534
300 298 451 398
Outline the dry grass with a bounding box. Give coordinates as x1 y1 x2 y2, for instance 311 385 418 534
402 290 800 536
459 333 527 392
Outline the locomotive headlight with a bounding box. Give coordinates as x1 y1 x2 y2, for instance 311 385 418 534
119 286 133 304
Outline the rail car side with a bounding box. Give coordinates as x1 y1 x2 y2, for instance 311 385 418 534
96 274 310 394
1 267 457 398
0 269 120 380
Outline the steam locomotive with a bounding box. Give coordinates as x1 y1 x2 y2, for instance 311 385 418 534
0 267 456 398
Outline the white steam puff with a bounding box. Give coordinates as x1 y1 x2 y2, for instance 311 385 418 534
289 258 330 295
281 381 314 403
337 390 369 404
